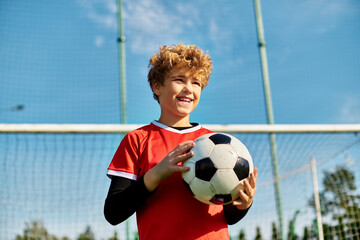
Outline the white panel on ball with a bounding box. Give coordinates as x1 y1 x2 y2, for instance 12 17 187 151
189 179 215 202
230 139 252 162
211 170 240 194
182 160 196 184
193 134 214 158
209 144 238 169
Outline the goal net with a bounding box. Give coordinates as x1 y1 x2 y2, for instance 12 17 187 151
1 124 359 240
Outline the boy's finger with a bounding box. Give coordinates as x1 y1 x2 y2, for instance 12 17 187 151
175 165 190 173
253 167 258 178
242 179 252 195
250 167 257 188
167 141 194 159
233 190 249 206
175 141 195 154
250 173 256 188
173 150 194 164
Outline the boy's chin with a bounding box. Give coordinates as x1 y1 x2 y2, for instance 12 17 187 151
177 107 195 115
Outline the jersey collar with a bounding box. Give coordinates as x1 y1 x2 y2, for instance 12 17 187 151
151 120 202 134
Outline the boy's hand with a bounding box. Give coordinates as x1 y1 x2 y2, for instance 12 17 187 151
232 167 257 210
144 141 195 192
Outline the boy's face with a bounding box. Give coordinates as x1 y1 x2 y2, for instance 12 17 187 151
153 68 202 122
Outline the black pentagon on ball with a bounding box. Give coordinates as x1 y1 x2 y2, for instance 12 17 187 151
209 133 231 145
195 157 217 181
233 157 250 181
210 194 233 205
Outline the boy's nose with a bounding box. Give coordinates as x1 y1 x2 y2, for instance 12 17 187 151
183 83 193 93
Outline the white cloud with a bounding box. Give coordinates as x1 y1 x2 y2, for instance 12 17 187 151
77 0 203 55
94 35 104 47
77 0 118 30
337 96 360 123
286 0 354 35
123 1 200 54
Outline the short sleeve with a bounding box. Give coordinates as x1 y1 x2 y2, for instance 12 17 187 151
107 132 141 180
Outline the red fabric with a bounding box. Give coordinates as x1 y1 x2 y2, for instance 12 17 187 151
107 121 230 240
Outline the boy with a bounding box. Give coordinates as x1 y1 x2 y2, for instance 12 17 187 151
104 43 257 240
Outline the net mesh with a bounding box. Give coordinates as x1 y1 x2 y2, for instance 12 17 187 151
1 0 360 239
1 129 359 240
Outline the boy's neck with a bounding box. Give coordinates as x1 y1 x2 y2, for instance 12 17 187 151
157 115 192 127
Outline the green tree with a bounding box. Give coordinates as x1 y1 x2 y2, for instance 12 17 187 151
308 166 360 239
287 210 300 240
287 220 299 240
108 231 119 240
322 224 334 240
302 226 310 240
15 220 62 240
238 229 245 240
272 222 279 240
255 226 262 240
335 216 346 240
77 225 95 240
133 231 139 240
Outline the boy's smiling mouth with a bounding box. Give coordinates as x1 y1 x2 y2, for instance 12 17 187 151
177 96 193 104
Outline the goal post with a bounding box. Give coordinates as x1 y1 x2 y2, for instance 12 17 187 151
1 124 359 240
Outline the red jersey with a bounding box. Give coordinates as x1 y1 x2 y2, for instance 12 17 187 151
107 121 230 240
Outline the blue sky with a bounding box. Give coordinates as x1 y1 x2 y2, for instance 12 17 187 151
1 0 360 240
0 0 359 125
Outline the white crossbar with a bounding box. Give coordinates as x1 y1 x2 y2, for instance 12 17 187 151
0 124 360 133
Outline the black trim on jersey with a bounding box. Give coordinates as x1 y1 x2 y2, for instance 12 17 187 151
171 123 199 131
104 175 250 226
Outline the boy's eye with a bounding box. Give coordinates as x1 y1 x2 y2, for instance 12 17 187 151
193 81 201 86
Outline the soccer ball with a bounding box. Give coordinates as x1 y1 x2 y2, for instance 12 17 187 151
182 133 253 205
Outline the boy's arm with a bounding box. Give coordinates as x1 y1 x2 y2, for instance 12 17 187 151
224 167 257 225
104 140 195 225
223 204 251 225
104 176 155 225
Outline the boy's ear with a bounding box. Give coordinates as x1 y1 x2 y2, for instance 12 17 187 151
152 81 161 96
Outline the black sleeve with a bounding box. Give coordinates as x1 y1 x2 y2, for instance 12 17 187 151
223 203 251 225
104 175 155 225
